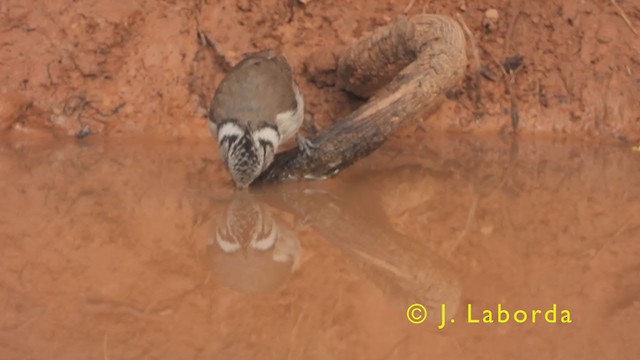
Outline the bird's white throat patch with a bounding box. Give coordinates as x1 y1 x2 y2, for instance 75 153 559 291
217 121 245 143
215 235 241 253
252 126 280 149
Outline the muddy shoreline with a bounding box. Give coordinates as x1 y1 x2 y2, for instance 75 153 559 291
1 1 639 142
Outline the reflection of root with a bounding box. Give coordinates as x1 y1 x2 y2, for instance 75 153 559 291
445 192 479 256
592 215 635 262
260 184 462 323
103 333 109 360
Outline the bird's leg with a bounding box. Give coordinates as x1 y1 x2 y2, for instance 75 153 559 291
296 134 318 156
295 113 320 156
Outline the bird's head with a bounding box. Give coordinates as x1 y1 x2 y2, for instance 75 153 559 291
216 120 280 189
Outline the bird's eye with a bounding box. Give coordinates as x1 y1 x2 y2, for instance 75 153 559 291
220 135 239 146
258 139 273 150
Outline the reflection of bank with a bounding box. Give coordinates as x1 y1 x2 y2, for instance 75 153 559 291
206 193 300 294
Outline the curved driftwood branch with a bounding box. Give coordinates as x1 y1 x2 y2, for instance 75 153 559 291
255 14 467 184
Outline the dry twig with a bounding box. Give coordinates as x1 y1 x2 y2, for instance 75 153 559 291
481 44 521 132
403 0 417 14
610 0 639 36
197 31 234 72
505 0 522 52
455 13 483 113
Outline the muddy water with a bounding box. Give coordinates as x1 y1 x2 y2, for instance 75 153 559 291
0 136 639 359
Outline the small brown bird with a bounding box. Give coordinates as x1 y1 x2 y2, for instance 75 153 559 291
209 50 312 188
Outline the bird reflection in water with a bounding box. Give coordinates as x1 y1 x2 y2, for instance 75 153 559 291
207 193 300 293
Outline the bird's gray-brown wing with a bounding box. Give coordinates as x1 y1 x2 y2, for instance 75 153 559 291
209 50 299 131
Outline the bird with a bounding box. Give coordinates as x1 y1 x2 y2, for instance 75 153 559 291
208 49 312 189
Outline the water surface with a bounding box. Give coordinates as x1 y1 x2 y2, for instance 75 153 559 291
1 136 639 359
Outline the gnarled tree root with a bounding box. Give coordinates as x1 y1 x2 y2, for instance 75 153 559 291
255 14 467 184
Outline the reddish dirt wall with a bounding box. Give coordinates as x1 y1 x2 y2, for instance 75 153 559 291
1 1 639 141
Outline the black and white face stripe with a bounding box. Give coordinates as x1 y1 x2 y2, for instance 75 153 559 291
252 125 280 169
217 120 244 145
215 120 281 188
214 194 278 253
216 120 242 162
217 121 279 150
252 125 280 147
215 209 279 253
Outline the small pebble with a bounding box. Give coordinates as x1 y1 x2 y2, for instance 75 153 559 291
485 8 499 21
480 225 494 235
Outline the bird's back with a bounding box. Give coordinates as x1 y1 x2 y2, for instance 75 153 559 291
210 50 298 130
